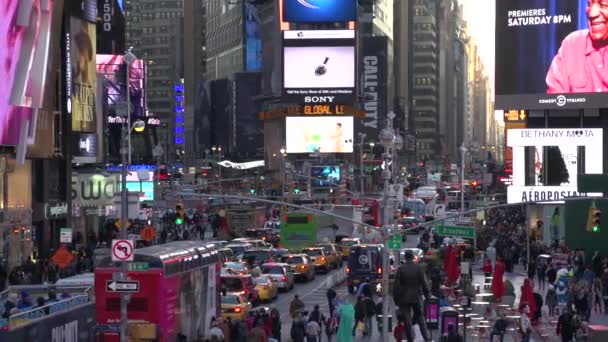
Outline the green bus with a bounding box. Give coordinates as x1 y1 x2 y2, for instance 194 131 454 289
280 213 317 251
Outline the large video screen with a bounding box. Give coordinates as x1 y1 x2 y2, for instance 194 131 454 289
124 181 154 202
0 1 54 145
495 0 608 109
282 0 357 23
283 30 355 104
311 166 340 187
96 54 145 118
286 116 354 153
506 128 603 203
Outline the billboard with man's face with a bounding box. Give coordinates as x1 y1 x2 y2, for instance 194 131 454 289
495 0 608 109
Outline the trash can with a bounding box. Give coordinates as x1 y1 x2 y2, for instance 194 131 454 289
425 297 440 329
376 314 393 333
439 307 459 337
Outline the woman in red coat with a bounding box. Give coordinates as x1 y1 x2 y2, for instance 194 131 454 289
492 257 506 302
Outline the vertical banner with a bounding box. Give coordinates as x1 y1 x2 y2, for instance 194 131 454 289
96 0 125 54
70 17 97 133
358 35 388 139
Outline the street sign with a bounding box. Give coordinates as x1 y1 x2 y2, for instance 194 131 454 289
437 225 475 239
111 239 135 261
128 262 150 271
114 219 132 230
388 235 402 250
106 280 140 293
59 227 73 243
433 204 446 219
51 247 74 269
140 225 157 242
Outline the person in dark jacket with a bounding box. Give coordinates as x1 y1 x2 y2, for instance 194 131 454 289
271 307 281 342
557 306 575 342
326 288 337 315
392 249 430 342
291 313 306 342
353 295 367 336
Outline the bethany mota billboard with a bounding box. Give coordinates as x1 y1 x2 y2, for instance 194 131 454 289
282 0 356 23
495 0 608 110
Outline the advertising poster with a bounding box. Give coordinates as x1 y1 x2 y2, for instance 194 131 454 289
0 0 54 145
506 128 603 203
286 116 354 153
283 30 356 104
359 35 388 139
282 0 357 23
70 17 97 132
310 165 340 187
495 0 608 109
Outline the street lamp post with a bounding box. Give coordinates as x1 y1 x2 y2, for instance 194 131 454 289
379 111 396 341
460 144 467 218
124 49 137 164
119 119 145 342
358 133 366 195
280 147 286 198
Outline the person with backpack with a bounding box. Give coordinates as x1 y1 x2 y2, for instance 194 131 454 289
353 295 367 336
363 294 376 336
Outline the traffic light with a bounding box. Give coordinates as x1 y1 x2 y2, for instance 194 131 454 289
471 180 478 187
249 188 256 195
175 205 185 225
586 207 601 232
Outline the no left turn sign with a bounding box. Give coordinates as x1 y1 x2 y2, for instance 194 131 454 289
112 239 135 262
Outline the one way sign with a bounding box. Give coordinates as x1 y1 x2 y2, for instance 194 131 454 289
106 280 140 293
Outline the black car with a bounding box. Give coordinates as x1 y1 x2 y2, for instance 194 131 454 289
241 249 276 268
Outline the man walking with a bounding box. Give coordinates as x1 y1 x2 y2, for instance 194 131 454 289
392 250 430 342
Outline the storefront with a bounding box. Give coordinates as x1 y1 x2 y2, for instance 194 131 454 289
526 204 565 246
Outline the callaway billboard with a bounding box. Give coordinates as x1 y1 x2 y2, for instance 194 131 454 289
282 0 357 23
283 30 355 104
506 128 603 203
495 0 608 109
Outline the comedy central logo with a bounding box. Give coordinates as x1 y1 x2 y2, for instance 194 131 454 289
297 0 320 9
556 95 566 106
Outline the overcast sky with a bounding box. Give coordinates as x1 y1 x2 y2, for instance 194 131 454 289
460 0 495 98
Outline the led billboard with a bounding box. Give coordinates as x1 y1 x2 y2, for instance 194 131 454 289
506 128 603 203
311 166 341 187
96 54 145 118
282 0 357 23
495 0 608 109
0 0 54 145
286 116 354 153
283 30 355 104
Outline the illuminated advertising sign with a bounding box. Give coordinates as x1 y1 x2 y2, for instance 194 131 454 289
310 166 340 187
124 182 154 202
282 0 357 23
286 116 354 153
96 54 145 118
174 82 185 146
506 128 603 203
97 0 125 54
283 30 355 104
495 0 608 109
72 133 98 164
70 17 97 132
0 1 54 145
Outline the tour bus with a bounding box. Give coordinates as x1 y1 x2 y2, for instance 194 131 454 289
95 241 221 342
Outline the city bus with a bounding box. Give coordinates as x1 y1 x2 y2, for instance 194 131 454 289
95 241 221 342
280 212 317 251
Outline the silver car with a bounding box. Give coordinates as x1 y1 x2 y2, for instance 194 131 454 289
260 263 295 291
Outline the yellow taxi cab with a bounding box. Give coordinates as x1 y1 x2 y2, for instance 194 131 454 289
338 237 361 257
253 275 278 301
315 243 342 268
302 247 331 273
221 292 252 321
282 253 316 282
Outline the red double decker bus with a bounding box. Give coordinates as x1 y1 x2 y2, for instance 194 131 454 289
95 241 221 341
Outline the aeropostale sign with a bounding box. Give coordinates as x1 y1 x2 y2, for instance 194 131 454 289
507 186 601 203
